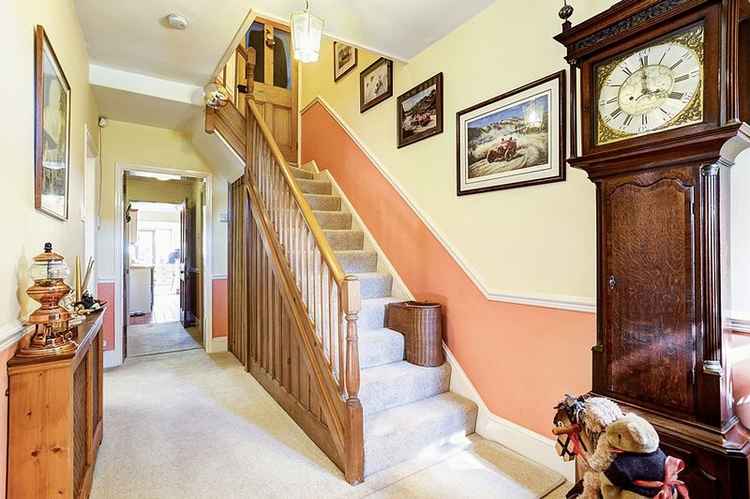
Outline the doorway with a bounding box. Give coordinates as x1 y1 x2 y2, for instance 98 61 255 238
108 165 214 367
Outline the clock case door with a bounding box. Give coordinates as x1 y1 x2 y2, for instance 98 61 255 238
579 3 722 156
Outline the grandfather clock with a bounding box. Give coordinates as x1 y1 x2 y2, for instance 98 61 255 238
556 0 750 496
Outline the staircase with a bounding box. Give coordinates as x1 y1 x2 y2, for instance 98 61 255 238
211 45 476 482
291 164 478 476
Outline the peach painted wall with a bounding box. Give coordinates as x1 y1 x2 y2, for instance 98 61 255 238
212 278 228 338
302 103 596 436
97 282 116 352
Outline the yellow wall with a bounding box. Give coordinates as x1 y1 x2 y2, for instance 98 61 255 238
301 0 605 305
0 0 100 326
97 120 228 282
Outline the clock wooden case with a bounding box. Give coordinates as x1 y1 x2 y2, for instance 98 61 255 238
556 0 750 497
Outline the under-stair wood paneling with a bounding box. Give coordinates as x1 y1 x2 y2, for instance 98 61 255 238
245 209 342 467
228 177 249 365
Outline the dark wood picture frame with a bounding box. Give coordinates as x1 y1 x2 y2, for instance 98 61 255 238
34 25 71 221
333 41 358 82
455 71 566 196
360 57 393 113
397 73 444 148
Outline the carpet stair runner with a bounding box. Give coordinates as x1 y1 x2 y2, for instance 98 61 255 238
291 164 478 477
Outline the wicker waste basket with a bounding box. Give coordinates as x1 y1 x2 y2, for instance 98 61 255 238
386 301 444 367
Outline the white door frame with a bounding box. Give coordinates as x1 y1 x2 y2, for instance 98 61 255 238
105 162 215 368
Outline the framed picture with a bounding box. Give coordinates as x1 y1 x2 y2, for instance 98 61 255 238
360 57 393 113
397 73 444 148
333 41 357 81
34 25 71 220
456 71 566 196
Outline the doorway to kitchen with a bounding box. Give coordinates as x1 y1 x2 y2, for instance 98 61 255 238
121 170 207 358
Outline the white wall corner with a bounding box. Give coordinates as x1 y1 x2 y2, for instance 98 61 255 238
89 64 204 106
444 347 576 483
302 97 595 315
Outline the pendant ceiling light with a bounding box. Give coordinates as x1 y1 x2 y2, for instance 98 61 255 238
290 1 324 63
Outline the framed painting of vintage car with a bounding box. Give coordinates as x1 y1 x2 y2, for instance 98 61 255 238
360 57 393 113
456 71 566 195
397 73 444 148
334 41 358 81
34 25 71 220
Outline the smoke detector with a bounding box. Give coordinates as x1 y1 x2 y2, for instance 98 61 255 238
166 13 189 30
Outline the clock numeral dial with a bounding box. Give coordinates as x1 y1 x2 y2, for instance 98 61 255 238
596 24 704 145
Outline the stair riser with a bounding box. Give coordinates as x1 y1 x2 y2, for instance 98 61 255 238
337 252 378 273
291 168 314 180
364 400 478 476
315 212 352 230
359 333 404 369
325 231 364 251
298 179 332 195
359 301 389 330
359 275 393 299
359 363 450 416
306 195 341 212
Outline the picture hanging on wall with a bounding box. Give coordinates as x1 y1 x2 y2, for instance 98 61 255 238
456 71 566 195
360 57 393 113
333 41 358 81
34 25 71 220
397 73 444 148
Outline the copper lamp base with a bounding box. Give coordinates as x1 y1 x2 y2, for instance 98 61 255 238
16 323 77 358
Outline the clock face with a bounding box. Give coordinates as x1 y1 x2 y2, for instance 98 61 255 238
596 23 704 146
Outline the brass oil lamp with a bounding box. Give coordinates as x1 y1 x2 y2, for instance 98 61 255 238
18 243 76 357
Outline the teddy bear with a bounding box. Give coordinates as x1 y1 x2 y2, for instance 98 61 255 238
588 413 688 499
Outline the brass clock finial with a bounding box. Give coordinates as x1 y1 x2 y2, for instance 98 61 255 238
559 0 574 31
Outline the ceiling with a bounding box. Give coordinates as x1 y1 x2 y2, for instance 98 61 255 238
76 0 496 87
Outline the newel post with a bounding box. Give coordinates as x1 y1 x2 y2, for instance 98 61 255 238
342 275 361 400
342 274 364 484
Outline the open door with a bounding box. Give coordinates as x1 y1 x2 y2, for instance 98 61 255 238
180 198 198 328
246 18 298 162
122 178 130 360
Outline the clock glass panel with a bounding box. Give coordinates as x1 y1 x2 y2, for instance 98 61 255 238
595 23 704 146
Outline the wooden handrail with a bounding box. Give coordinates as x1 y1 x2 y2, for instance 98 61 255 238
246 100 348 284
217 37 364 483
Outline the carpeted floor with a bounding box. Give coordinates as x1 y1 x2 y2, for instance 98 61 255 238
91 349 569 498
127 321 202 357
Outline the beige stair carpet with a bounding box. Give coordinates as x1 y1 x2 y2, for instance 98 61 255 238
91 349 566 499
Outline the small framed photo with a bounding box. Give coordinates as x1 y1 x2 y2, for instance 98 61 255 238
333 41 358 82
456 71 566 196
360 57 393 113
397 73 444 148
35 25 71 220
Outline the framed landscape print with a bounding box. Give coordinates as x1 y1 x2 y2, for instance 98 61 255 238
35 25 71 220
397 73 444 148
333 41 357 81
360 57 393 113
456 71 566 196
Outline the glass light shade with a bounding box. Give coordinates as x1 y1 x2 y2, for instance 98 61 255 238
291 6 324 63
29 243 69 282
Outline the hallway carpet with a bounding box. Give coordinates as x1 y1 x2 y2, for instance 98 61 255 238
91 350 568 498
127 321 202 357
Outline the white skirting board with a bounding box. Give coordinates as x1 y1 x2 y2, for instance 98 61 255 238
208 336 228 353
444 347 575 482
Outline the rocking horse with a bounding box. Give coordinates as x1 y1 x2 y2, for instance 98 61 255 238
552 394 690 499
